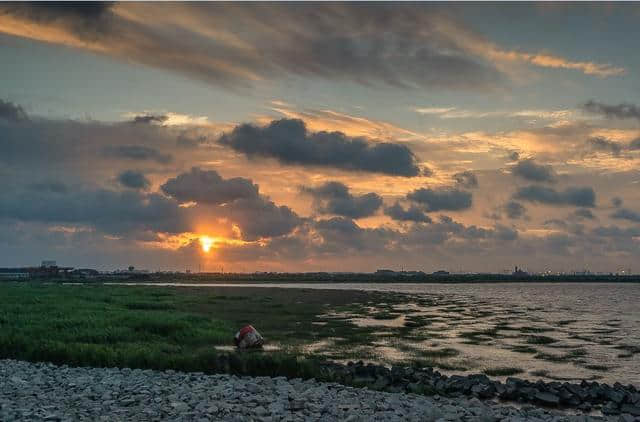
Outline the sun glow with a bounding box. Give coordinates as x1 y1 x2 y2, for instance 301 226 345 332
200 236 215 253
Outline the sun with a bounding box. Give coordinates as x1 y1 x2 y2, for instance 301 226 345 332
199 236 215 253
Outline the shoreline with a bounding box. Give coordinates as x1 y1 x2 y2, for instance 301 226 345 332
1 359 623 421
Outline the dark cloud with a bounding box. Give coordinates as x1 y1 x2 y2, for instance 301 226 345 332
0 4 503 91
0 2 114 39
384 202 432 223
117 170 150 190
161 167 258 205
610 208 640 223
504 201 527 219
453 171 478 189
404 215 517 246
0 187 188 236
161 168 301 241
221 198 302 241
612 197 623 208
508 151 520 162
494 224 518 241
314 217 393 254
513 185 596 207
103 145 173 164
302 181 382 219
176 133 210 148
219 119 421 176
544 219 567 229
572 208 596 220
512 159 556 183
628 138 640 150
591 225 640 239
585 136 623 156
131 114 168 125
406 188 472 212
583 100 640 121
0 99 29 122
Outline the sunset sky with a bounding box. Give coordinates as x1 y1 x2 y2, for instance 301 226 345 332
2 2 640 273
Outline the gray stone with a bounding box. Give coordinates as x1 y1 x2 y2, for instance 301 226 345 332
534 392 560 406
620 403 640 416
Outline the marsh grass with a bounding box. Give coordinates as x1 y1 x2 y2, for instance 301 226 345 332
483 367 524 376
0 283 402 377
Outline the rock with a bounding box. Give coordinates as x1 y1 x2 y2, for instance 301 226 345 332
0 359 625 422
534 392 560 406
620 404 640 416
603 401 621 415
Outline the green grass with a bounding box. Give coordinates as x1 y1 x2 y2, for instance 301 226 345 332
0 283 453 377
0 283 389 376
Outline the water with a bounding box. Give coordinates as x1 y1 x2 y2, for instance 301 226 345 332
115 282 640 386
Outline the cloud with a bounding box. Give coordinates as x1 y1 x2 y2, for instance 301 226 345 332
453 171 478 188
583 100 640 121
610 208 640 223
414 107 573 121
117 170 150 190
313 217 394 254
585 136 623 156
302 181 382 219
384 202 432 223
0 3 505 91
131 113 169 125
628 138 640 150
1 3 621 97
572 208 596 220
221 197 302 241
268 106 423 142
407 188 472 212
0 187 189 236
514 53 623 77
103 145 173 164
160 167 259 205
504 201 527 219
512 159 556 182
612 197 623 208
219 119 421 176
161 168 301 241
513 185 596 207
0 99 29 122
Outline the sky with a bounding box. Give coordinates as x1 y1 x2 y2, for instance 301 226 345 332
1 2 640 273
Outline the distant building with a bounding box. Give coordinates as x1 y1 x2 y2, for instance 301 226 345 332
0 268 30 279
375 269 396 275
71 268 100 278
41 260 57 268
512 266 528 277
431 270 450 276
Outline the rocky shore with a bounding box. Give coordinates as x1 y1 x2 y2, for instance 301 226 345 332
317 361 640 418
0 359 629 421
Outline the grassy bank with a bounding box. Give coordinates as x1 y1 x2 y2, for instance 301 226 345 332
0 283 409 377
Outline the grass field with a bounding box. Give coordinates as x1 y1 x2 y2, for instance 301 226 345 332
0 283 408 378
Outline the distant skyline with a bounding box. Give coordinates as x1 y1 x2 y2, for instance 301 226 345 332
1 3 640 272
